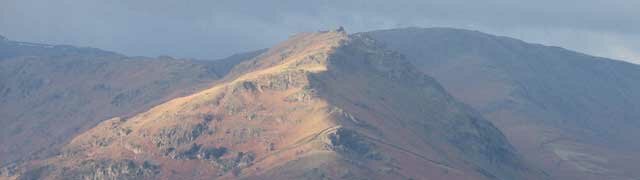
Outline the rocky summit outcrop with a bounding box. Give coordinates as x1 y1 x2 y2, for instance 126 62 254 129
4 29 544 179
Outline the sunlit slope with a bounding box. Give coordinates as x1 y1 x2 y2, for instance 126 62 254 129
0 36 259 168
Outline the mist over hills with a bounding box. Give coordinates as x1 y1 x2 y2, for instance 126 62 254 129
1 27 640 179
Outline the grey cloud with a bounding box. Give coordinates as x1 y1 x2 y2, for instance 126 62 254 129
0 0 638 63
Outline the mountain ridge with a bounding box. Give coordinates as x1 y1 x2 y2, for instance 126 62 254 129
7 27 638 179
4 29 543 179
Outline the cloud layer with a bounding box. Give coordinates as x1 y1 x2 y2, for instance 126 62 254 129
1 0 638 62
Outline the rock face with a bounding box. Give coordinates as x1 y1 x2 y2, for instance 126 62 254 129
366 27 640 180
0 39 260 167
6 30 544 179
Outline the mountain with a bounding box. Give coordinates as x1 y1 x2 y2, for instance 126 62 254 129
365 27 640 180
0 36 261 168
4 30 544 179
0 38 115 60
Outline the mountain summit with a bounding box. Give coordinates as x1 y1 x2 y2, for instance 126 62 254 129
7 30 543 179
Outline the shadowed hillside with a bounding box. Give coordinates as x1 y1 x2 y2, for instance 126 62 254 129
366 27 640 180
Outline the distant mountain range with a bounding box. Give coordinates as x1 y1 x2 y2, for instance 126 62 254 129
1 27 639 179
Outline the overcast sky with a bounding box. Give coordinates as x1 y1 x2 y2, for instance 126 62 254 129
1 0 639 63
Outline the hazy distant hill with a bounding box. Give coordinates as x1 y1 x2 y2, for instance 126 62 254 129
0 36 261 167
366 27 640 180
